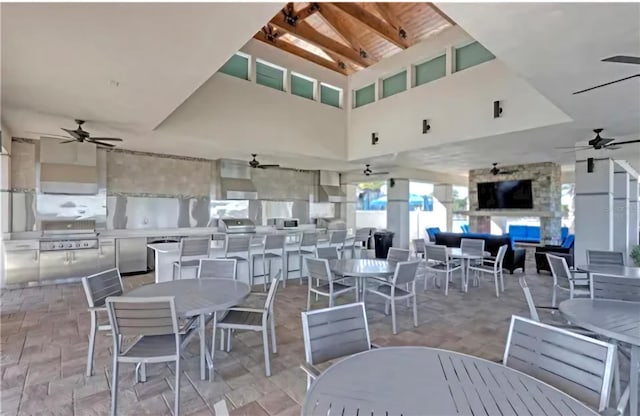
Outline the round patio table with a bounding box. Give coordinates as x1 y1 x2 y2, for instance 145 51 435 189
577 264 640 278
128 279 250 381
560 299 640 416
448 248 491 292
302 346 597 415
330 259 395 301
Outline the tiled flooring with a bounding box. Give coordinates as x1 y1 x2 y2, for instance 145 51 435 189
0 264 632 416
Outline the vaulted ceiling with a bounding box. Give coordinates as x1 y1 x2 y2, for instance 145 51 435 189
254 2 454 75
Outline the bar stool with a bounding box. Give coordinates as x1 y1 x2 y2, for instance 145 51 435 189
327 230 347 256
221 235 252 286
172 237 211 279
252 234 287 290
286 231 318 284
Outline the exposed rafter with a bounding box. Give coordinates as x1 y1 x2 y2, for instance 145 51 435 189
330 2 409 49
317 3 379 62
296 2 320 20
254 27 348 75
427 3 456 26
270 11 371 67
372 3 409 42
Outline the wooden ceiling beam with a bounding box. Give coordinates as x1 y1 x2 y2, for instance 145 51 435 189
254 30 348 75
330 3 409 49
296 2 320 21
270 11 371 67
427 3 456 26
373 3 413 45
317 3 379 62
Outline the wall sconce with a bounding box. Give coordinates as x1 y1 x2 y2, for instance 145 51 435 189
371 132 379 145
422 119 431 134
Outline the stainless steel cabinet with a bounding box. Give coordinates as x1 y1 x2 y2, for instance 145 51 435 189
40 250 71 281
3 242 39 285
40 249 98 280
70 249 98 278
98 239 116 271
116 238 148 274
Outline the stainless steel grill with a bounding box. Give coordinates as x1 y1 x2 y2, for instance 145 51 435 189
40 220 98 251
218 218 256 234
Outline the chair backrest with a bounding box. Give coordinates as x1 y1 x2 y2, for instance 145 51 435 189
518 277 540 322
591 274 640 301
82 268 124 308
213 400 229 416
412 238 426 256
425 244 448 264
460 224 470 234
301 302 371 365
198 258 237 280
461 238 484 253
354 228 372 243
504 315 616 412
586 250 625 266
495 244 508 268
300 231 318 248
106 296 179 338
329 230 347 245
546 253 572 286
264 271 282 314
316 246 339 260
264 234 286 251
392 261 420 286
179 237 211 259
387 247 410 263
225 235 251 255
305 257 332 283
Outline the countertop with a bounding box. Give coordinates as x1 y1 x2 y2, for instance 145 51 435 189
2 224 324 242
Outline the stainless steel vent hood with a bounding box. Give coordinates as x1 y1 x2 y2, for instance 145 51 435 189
38 138 98 195
317 171 345 202
218 159 258 200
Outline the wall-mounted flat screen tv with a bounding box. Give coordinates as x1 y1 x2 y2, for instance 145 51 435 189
477 180 533 209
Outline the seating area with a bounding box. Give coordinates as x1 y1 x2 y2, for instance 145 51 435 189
1 2 640 416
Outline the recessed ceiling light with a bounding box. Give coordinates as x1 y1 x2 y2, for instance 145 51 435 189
108 80 120 87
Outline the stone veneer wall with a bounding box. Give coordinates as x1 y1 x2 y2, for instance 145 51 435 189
468 162 562 243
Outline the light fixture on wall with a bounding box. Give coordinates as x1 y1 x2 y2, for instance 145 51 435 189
422 119 431 134
389 178 395 187
371 132 379 145
587 157 594 173
493 100 503 118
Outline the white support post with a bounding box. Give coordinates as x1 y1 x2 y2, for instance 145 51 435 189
629 178 639 250
386 179 409 249
613 165 629 257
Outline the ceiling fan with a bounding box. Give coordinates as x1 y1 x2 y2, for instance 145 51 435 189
490 162 517 176
556 128 640 151
573 55 640 95
34 119 123 148
249 154 280 169
363 164 390 177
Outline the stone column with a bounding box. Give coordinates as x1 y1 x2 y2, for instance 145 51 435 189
433 184 453 231
629 177 639 251
574 157 614 265
386 178 409 249
342 184 357 233
613 165 629 256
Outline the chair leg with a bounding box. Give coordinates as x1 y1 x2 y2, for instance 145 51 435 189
140 362 147 383
219 328 225 351
299 252 303 285
281 256 287 288
86 311 97 377
174 358 180 416
444 271 449 296
412 293 418 328
110 357 119 416
210 313 217 382
384 300 390 315
494 271 500 298
270 316 277 354
262 256 268 292
226 329 232 352
500 269 505 292
307 287 312 311
552 286 557 308
391 299 397 335
262 328 271 377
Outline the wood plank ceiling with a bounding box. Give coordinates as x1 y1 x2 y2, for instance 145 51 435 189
254 2 455 75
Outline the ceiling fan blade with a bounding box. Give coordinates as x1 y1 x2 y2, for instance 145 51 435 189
90 140 116 148
602 55 640 65
89 137 123 142
259 164 280 168
61 127 82 140
369 171 390 176
26 131 69 138
608 138 640 146
573 74 640 95
555 145 592 150
499 170 517 175
59 139 77 144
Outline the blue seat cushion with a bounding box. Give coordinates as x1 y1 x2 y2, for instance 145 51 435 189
561 234 575 249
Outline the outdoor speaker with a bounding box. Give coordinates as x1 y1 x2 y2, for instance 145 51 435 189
587 157 594 173
493 100 503 118
422 119 431 134
371 132 379 145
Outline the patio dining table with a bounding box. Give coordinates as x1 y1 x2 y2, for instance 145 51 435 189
577 264 640 279
330 259 396 301
448 247 491 292
560 298 640 416
128 278 250 381
303 346 597 415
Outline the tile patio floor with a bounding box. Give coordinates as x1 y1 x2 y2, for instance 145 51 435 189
0 263 634 415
